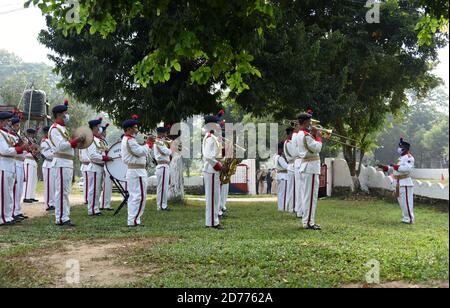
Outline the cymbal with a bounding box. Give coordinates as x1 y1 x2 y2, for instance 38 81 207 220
73 126 94 149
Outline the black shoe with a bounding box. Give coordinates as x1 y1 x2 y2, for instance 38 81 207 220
23 199 33 204
46 206 55 211
105 208 115 212
402 221 413 225
304 224 322 230
89 212 103 216
31 199 39 202
62 220 75 227
1 221 16 226
14 214 28 220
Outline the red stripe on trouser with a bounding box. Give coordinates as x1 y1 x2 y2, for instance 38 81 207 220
405 187 413 222
25 164 29 197
91 173 97 214
13 180 16 216
307 175 316 226
212 174 215 226
1 171 5 224
102 172 105 209
160 167 166 208
283 180 287 211
59 168 64 224
85 172 88 203
134 177 144 226
293 176 296 212
46 168 50 208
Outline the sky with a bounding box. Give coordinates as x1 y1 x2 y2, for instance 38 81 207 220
0 1 449 92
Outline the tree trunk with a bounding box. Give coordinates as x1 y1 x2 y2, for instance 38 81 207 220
168 150 184 202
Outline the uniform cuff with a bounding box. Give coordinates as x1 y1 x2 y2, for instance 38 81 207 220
382 166 389 172
393 165 400 171
15 146 24 155
315 136 322 143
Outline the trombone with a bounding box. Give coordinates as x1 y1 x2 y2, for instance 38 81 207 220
283 118 361 149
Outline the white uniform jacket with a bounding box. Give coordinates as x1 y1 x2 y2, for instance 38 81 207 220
202 132 221 174
49 123 75 169
299 133 323 175
87 136 109 173
121 134 149 178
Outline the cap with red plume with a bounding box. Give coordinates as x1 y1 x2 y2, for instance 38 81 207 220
123 115 140 130
306 107 314 115
399 137 411 150
52 100 70 115
217 109 225 118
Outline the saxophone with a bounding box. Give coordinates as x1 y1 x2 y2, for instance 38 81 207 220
220 158 240 184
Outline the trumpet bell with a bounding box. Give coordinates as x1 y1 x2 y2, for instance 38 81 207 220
73 126 94 149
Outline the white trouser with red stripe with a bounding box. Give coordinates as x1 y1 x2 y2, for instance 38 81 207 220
42 166 55 209
287 169 296 213
156 165 169 210
83 171 89 204
277 179 288 212
286 171 295 213
54 167 73 224
13 162 25 216
87 171 103 215
294 167 303 217
300 172 320 228
127 171 148 226
100 170 112 210
24 159 38 200
398 186 414 224
204 171 220 227
220 183 229 213
0 170 15 224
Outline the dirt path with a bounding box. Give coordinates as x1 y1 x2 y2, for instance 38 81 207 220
22 194 123 219
26 238 173 287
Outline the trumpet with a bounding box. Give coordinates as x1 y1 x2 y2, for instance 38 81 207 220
312 125 361 149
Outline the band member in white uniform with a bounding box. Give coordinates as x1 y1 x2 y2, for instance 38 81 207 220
100 124 114 211
49 100 84 227
202 115 223 229
379 138 415 224
23 128 39 203
10 118 27 219
154 127 172 211
79 148 90 205
121 115 152 227
86 118 112 216
0 112 28 226
292 113 314 218
299 118 323 230
283 127 297 213
40 126 55 211
274 142 289 212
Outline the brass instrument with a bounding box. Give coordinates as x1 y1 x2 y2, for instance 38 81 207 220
220 158 241 184
72 126 94 149
283 117 361 149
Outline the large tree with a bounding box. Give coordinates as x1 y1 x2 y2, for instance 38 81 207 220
27 0 275 95
234 0 448 178
38 16 221 128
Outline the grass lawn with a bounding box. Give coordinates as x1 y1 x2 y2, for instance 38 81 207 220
0 197 448 288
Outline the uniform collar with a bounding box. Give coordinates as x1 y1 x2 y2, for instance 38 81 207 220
401 151 410 157
124 133 134 139
55 119 65 126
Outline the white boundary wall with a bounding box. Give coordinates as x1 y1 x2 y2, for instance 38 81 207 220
325 158 449 201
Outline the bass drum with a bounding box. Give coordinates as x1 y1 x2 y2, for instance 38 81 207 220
105 142 127 183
